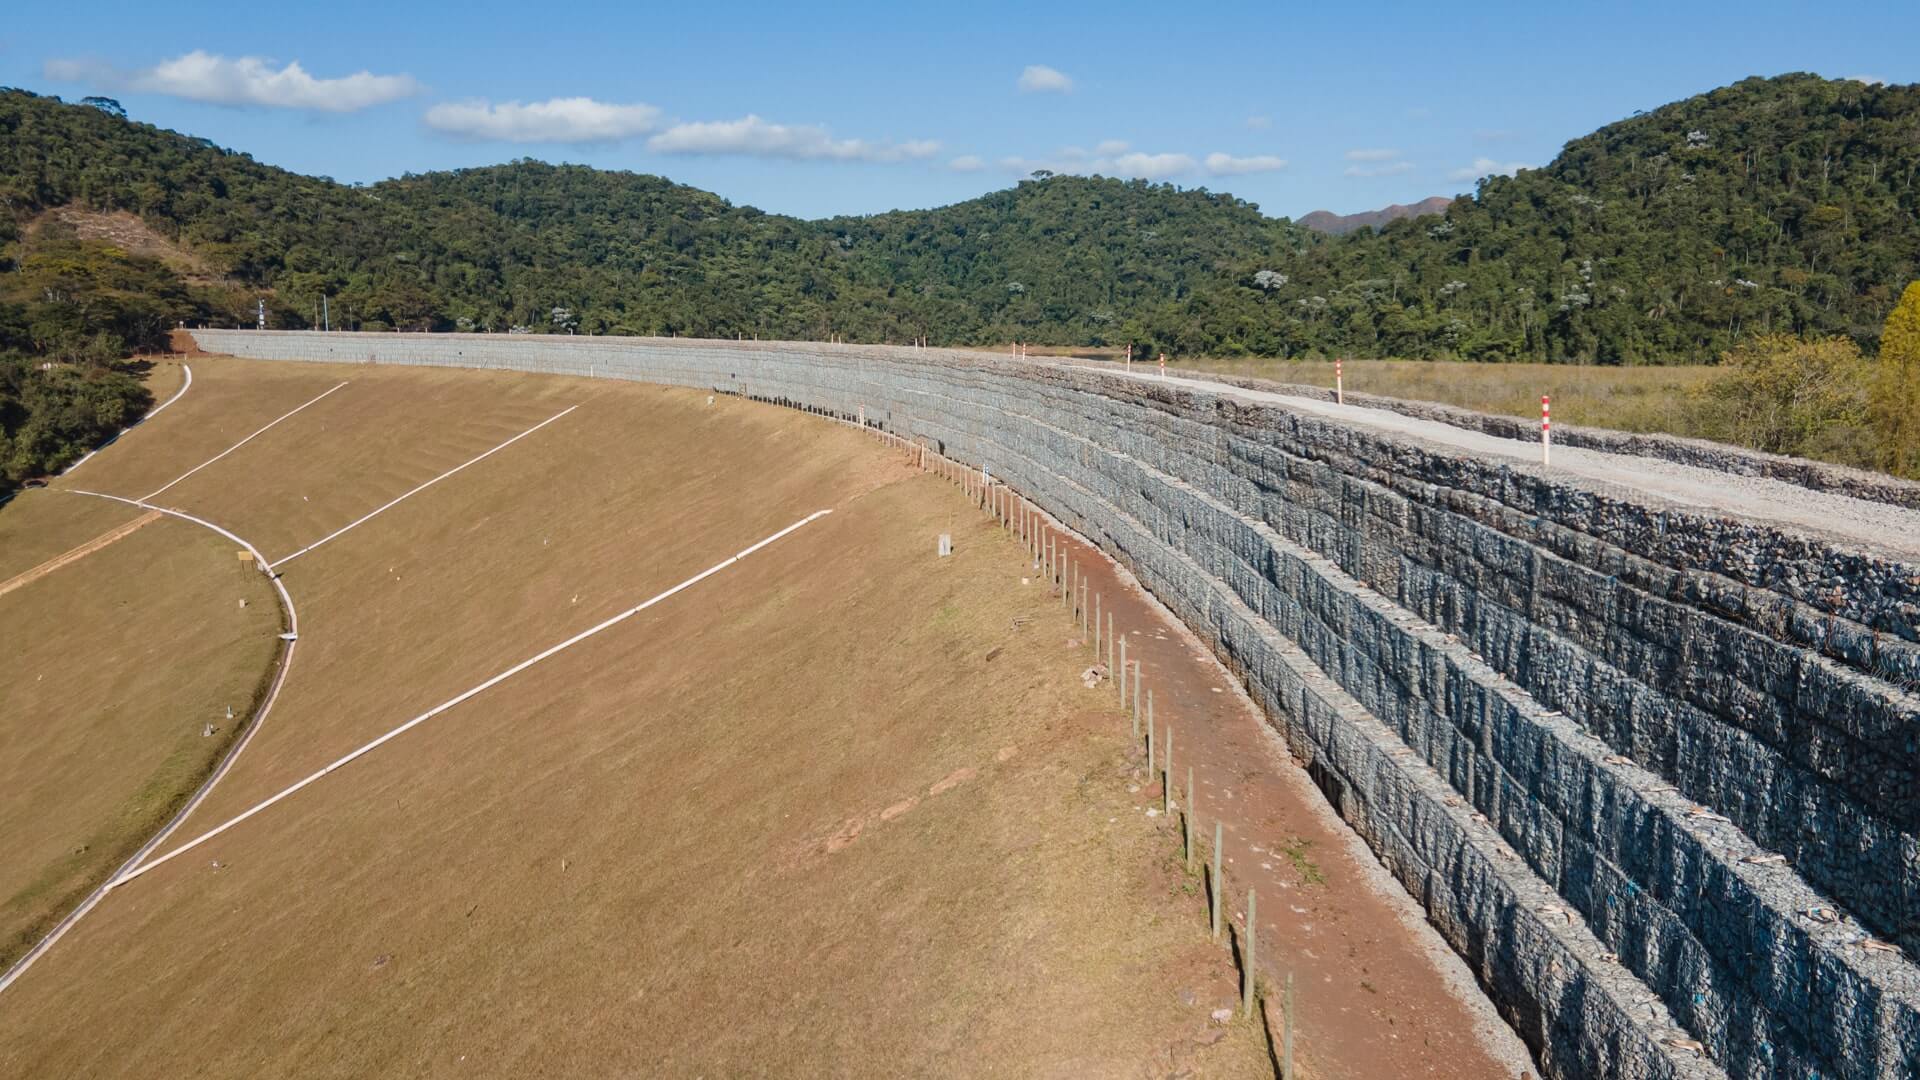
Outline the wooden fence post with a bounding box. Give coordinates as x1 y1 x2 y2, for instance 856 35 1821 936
1283 971 1296 1080
1164 726 1173 816
1185 766 1195 872
1242 888 1257 1017
1212 821 1224 940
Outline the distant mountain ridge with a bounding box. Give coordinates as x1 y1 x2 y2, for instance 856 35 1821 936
1296 196 1453 235
3 73 1917 364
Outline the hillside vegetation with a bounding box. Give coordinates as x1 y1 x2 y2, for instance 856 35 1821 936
3 75 1920 478
5 74 1917 362
1245 75 1920 365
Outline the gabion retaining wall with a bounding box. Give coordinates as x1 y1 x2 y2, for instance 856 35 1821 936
194 331 1920 1079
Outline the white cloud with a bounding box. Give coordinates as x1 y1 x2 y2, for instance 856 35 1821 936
1094 138 1130 155
1109 152 1195 179
1448 157 1531 181
424 97 662 142
1245 115 1272 129
1345 161 1414 178
1000 144 1195 180
1017 64 1074 93
647 115 939 162
949 154 986 172
1205 152 1288 176
45 50 418 112
1344 147 1401 162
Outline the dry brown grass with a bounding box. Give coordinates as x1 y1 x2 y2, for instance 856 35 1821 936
0 490 143 581
0 503 278 971
1173 356 1719 435
2 359 1275 1077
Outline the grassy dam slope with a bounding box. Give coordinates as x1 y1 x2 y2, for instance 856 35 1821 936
192 330 1920 1080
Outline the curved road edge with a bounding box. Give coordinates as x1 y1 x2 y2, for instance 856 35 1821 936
59 363 195 478
0 486 297 997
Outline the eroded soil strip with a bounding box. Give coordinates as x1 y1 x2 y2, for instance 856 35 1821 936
0 510 161 600
1011 492 1535 1080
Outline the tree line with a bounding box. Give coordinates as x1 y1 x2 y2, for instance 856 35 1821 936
3 73 1919 484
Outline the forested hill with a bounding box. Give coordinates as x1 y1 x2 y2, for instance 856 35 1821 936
2 73 1917 365
1251 74 1920 363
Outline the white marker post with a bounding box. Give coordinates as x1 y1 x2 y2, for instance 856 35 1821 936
1158 352 1167 380
1125 343 1132 374
1541 394 1552 467
1336 358 1345 405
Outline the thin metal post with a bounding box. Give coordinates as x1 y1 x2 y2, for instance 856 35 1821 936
1118 637 1127 707
1094 593 1102 651
1107 612 1115 682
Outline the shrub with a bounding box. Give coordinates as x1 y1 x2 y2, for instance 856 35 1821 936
1872 282 1920 478
1690 333 1872 466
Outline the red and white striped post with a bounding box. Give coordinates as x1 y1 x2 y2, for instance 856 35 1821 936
1158 352 1167 380
1335 358 1345 404
1541 394 1552 467
1125 342 1132 373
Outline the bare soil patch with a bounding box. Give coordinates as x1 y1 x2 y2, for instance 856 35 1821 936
27 207 222 285
1025 511 1536 1078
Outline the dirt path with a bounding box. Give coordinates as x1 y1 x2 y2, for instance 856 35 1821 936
1091 363 1920 560
0 511 162 600
1032 514 1536 1080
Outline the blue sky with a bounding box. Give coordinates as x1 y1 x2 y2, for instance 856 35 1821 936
4 0 1914 220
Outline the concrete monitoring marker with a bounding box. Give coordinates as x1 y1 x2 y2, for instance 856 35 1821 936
938 533 953 557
